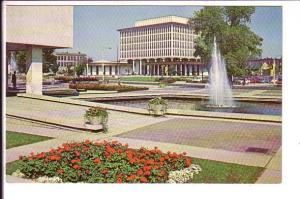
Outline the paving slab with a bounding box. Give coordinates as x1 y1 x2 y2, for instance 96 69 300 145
116 118 281 155
108 137 272 167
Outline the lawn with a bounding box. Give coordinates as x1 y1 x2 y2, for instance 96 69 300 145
6 157 264 183
6 131 52 149
120 76 157 82
191 158 264 183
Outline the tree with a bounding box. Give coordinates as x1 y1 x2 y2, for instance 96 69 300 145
15 51 27 73
43 49 58 73
75 63 86 76
190 6 263 77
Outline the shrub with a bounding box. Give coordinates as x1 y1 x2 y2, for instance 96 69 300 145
55 76 99 83
155 77 176 84
69 83 148 92
148 97 168 106
43 89 79 97
16 140 192 183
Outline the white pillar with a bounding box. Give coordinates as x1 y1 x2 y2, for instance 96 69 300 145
26 46 43 95
132 60 135 75
139 60 142 75
185 65 188 76
189 65 192 76
181 65 183 76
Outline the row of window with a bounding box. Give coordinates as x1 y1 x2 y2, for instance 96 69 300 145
56 55 85 61
120 25 193 37
120 41 194 51
121 33 195 44
120 49 194 58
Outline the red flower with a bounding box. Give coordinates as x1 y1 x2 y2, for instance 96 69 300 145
74 150 81 156
183 152 187 155
93 158 101 164
57 169 64 174
82 147 90 151
136 169 143 176
185 158 192 167
117 177 123 183
71 159 81 164
73 165 81 170
144 171 151 176
84 140 91 145
127 175 136 181
102 169 109 174
143 166 152 171
49 155 61 161
140 177 148 183
64 146 71 151
36 152 46 159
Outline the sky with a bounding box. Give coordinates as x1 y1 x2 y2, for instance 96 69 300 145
57 6 282 61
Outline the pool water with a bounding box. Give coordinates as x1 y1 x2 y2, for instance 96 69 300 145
92 98 281 116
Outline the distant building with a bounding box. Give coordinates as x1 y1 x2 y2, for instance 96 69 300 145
86 60 132 76
55 52 89 72
118 15 204 76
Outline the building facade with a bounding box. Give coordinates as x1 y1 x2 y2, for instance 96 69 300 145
118 15 204 76
6 5 73 95
86 61 132 76
55 52 88 71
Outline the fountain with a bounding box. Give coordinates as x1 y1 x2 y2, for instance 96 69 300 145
208 37 234 107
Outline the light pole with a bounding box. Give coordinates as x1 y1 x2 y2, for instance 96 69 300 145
100 47 112 83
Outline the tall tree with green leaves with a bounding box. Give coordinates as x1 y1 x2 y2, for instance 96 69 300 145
15 51 27 73
190 6 263 77
42 49 58 74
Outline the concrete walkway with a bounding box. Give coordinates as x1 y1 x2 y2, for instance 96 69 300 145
5 95 281 183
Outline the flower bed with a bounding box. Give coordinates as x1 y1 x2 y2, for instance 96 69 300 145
14 140 200 183
55 76 99 83
69 83 148 92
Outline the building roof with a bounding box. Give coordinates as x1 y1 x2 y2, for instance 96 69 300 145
55 52 87 56
118 15 190 31
135 15 189 27
89 60 129 65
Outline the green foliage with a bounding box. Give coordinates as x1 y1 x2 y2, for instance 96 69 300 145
75 63 86 76
43 49 58 73
84 107 109 128
15 51 27 73
148 97 168 106
6 131 52 149
190 6 263 76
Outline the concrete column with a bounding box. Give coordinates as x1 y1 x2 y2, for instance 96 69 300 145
181 65 183 76
86 64 88 76
139 60 142 75
189 65 192 76
174 65 178 76
26 46 43 95
132 60 135 75
6 51 11 90
185 65 188 76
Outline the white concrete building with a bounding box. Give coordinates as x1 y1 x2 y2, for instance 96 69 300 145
5 5 73 95
118 15 203 76
55 52 88 72
86 60 132 76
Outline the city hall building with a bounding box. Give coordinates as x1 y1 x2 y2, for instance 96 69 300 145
118 15 204 76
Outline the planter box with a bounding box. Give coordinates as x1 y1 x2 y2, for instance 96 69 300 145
148 104 167 116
